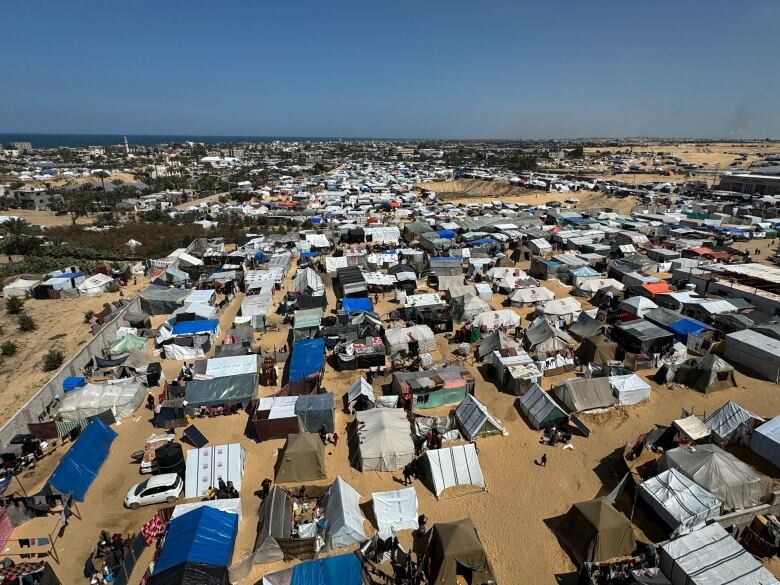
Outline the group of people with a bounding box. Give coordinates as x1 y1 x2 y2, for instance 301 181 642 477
84 531 131 583
178 362 194 382
319 425 339 447
205 477 239 500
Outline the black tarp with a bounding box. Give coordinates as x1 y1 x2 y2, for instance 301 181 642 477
214 344 249 358
148 563 228 585
184 374 258 411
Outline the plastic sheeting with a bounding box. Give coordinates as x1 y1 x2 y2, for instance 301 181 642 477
185 374 258 409
58 378 145 420
518 384 568 430
341 297 372 314
287 554 362 585
372 487 418 539
295 393 335 434
204 355 259 378
455 394 503 440
424 443 486 497
346 378 375 411
171 498 242 521
139 285 190 315
172 319 220 336
609 374 651 406
48 419 117 501
109 334 147 357
357 409 414 472
322 477 367 549
289 338 326 382
751 415 780 468
704 400 763 445
185 443 246 499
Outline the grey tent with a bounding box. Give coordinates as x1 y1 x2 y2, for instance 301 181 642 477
253 486 301 563
669 355 737 393
517 383 568 430
575 336 618 364
704 401 764 445
321 476 368 549
553 377 615 413
524 318 573 355
568 313 605 341
139 284 190 315
660 445 771 510
183 373 258 412
275 433 327 484
455 394 504 440
477 330 518 360
295 393 335 434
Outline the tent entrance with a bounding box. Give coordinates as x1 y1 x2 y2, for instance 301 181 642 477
456 563 474 584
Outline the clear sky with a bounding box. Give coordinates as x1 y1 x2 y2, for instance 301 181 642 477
1 1 778 139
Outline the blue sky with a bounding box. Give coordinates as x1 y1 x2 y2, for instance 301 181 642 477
1 1 778 138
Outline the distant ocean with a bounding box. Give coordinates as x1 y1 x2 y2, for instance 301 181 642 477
0 133 357 148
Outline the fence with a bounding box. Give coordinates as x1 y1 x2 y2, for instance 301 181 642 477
0 297 142 448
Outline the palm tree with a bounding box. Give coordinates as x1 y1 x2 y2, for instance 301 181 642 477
2 218 30 237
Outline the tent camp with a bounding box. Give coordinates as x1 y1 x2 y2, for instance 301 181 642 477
346 377 375 412
575 336 618 364
57 378 145 420
295 393 335 434
322 476 368 549
275 433 327 483
660 445 771 510
455 394 504 440
2 277 39 298
553 377 615 413
659 522 779 585
704 401 764 445
356 409 414 472
609 374 651 406
185 443 246 499
555 498 635 564
638 468 721 536
665 355 737 393
517 383 569 430
149 507 238 585
422 443 486 498
372 487 418 539
426 518 495 585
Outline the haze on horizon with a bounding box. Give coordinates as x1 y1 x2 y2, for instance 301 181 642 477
1 0 778 140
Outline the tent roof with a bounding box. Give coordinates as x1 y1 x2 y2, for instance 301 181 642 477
557 498 635 564
553 377 615 412
276 433 326 484
455 394 503 440
429 518 494 585
424 443 485 497
638 468 721 535
704 400 763 443
517 383 568 430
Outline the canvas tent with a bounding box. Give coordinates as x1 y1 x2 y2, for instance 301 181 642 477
471 309 521 330
346 377 375 412
575 336 617 364
509 286 555 307
517 383 568 430
275 433 327 483
524 317 573 356
2 277 39 298
568 313 604 341
57 378 145 420
553 377 615 413
185 443 246 499
427 518 495 585
252 486 312 564
659 522 779 585
295 393 335 434
669 355 736 393
555 498 635 564
477 330 519 360
422 443 486 498
322 476 368 549
140 284 190 315
638 468 721 536
372 487 418 539
455 394 504 440
452 294 491 323
384 325 436 355
184 373 258 412
609 374 651 406
76 273 114 296
356 409 414 472
293 267 325 297
660 445 771 510
704 401 764 445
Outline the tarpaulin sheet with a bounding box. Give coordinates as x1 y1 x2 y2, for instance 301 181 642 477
341 297 373 314
667 318 710 342
63 376 86 392
48 419 117 501
184 374 258 408
153 507 238 574
436 230 456 239
172 319 219 336
290 553 362 585
289 338 326 382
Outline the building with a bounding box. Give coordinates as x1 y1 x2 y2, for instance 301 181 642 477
8 141 32 153
9 187 59 210
716 173 780 195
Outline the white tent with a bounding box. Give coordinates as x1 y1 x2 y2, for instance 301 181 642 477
660 522 779 585
2 278 39 299
384 325 436 354
322 476 368 548
293 267 325 297
618 296 658 318
471 309 521 330
423 443 486 498
537 297 582 324
508 286 555 307
76 273 114 296
57 378 145 420
185 443 246 499
204 354 258 378
704 400 764 445
171 498 242 521
455 394 504 440
751 415 780 469
241 292 273 318
356 408 414 472
638 468 721 536
372 487 418 539
609 374 651 405
185 289 216 305
454 294 491 323
673 415 711 442
576 278 625 296
347 377 375 412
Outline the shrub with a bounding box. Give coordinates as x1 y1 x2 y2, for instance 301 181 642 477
1 342 17 356
43 349 64 371
5 296 24 314
84 310 95 323
18 313 37 332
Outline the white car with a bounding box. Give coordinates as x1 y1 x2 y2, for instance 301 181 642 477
124 473 183 510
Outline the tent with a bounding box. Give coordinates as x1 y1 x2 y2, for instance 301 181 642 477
553 377 615 413
372 487 418 539
139 284 190 315
724 329 780 382
76 273 114 296
289 338 326 382
295 393 335 434
575 336 618 364
617 297 658 320
555 498 635 564
524 317 573 355
197 354 259 378
341 296 373 315
455 394 504 440
508 286 555 307
659 522 779 585
149 507 238 585
427 518 495 585
293 267 325 297
252 486 311 564
704 400 764 445
185 443 246 499
2 277 40 298
660 445 771 510
184 373 258 411
57 378 145 420
322 476 368 549
422 443 486 498
356 409 414 472
669 355 736 393
537 297 582 324
276 433 327 483
384 325 436 355
471 309 521 330
517 383 568 430
262 553 362 585
568 313 605 341
346 378 375 412
254 396 299 441
638 468 721 536
452 294 491 323
673 415 711 442
751 415 780 469
48 419 117 501
476 330 519 360
609 374 651 406
109 333 147 357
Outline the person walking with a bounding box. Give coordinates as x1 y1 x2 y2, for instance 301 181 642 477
402 464 413 486
540 453 547 467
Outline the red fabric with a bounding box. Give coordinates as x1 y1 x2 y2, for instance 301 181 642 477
0 508 13 550
141 513 164 546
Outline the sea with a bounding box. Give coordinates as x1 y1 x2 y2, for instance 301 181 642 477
0 133 358 148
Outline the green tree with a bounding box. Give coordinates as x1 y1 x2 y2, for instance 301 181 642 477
43 349 64 371
65 190 94 225
5 296 24 314
18 313 36 332
2 218 31 237
95 170 110 191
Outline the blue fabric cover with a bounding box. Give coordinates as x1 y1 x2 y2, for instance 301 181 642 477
436 230 456 239
667 317 711 342
341 297 373 314
48 419 117 501
301 251 319 258
291 553 362 585
468 238 495 245
255 251 267 264
289 338 326 382
171 319 219 336
153 507 238 574
63 376 87 392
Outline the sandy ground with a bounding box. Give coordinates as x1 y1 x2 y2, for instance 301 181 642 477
730 237 780 265
1 209 93 228
0 275 150 424
174 192 229 210
24 172 138 190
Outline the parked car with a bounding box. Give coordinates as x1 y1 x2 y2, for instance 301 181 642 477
124 473 183 509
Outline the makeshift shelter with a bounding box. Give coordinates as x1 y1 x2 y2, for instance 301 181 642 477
612 319 674 356
322 476 368 549
568 313 605 341
185 443 246 499
555 498 635 564
537 297 582 325
346 378 375 412
254 396 299 441
673 415 711 443
109 333 147 357
252 486 314 564
392 367 474 410
524 317 573 356
76 273 114 296
2 277 40 298
704 400 764 445
471 309 521 331
668 355 736 393
194 354 259 378
372 487 418 539
384 325 436 355
618 297 658 320
422 443 486 498
275 433 327 483
455 394 504 440
724 329 780 382
609 374 651 406
262 554 363 585
341 296 373 315
57 378 145 420
638 468 721 536
476 330 519 360
293 267 325 297
517 383 568 430
452 294 491 323
293 308 323 341
149 507 238 585
509 286 555 307
184 373 258 412
48 419 117 501
751 415 780 469
427 518 495 585
356 409 414 472
295 393 335 434
660 445 771 510
553 377 615 413
139 284 190 315
289 338 326 383
659 522 779 585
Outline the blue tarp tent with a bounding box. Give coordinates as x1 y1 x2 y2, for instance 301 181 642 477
436 230 456 239
48 419 117 501
289 338 326 382
171 319 219 336
291 553 362 585
468 238 495 246
63 376 87 393
255 251 267 264
341 296 373 314
667 317 712 343
301 251 319 258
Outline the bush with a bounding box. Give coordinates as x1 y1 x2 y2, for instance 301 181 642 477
5 296 24 314
84 310 95 323
1 341 17 356
43 349 64 371
18 313 36 332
